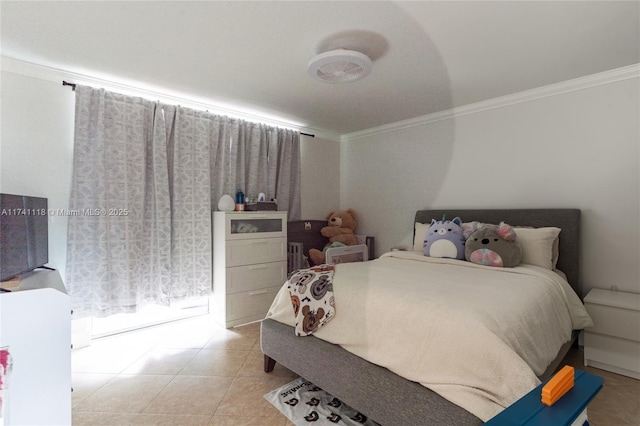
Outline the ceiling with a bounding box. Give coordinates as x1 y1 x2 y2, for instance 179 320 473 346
1 1 639 136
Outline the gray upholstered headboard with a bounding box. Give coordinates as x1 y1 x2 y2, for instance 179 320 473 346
415 209 582 296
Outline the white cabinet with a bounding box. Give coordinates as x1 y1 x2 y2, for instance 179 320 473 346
212 211 287 328
0 269 71 425
584 288 640 379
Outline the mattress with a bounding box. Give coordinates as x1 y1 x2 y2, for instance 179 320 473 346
266 251 592 421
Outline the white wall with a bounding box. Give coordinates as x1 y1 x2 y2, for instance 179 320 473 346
0 67 341 281
0 71 76 278
341 73 640 296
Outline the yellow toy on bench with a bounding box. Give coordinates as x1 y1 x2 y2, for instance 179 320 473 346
542 365 575 406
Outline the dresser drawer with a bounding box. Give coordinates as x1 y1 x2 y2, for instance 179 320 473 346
226 238 286 266
585 303 640 342
224 212 287 240
226 285 281 322
226 261 286 294
584 332 640 379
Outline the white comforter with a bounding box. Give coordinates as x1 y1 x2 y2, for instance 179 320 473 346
265 251 593 421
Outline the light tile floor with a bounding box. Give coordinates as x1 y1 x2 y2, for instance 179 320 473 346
562 348 639 426
72 315 296 425
72 315 639 425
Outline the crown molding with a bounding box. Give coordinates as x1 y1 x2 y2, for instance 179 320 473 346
1 56 341 141
341 63 640 142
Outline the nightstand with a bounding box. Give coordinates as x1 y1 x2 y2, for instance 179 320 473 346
583 288 640 379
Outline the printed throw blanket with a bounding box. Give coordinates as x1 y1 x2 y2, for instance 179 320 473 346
288 265 336 336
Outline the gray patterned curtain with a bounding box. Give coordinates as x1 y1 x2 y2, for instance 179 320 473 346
66 87 174 317
67 86 300 318
165 106 215 302
210 119 301 220
271 128 301 220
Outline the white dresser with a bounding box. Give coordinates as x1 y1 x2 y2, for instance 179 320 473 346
0 269 71 425
212 211 287 328
583 288 640 379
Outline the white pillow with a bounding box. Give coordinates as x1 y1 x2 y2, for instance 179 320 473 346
413 222 430 251
513 227 561 270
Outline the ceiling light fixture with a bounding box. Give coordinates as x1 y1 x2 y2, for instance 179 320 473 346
307 49 372 84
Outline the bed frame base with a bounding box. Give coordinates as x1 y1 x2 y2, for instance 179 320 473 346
261 321 576 426
261 318 482 426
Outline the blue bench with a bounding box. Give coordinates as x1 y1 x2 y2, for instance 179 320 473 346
485 369 603 426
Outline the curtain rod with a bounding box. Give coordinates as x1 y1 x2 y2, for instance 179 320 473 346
61 80 315 137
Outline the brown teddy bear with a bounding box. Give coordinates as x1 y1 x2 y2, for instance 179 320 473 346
309 209 358 265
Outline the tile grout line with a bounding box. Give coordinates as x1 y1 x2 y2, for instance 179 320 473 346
72 319 294 424
209 347 256 420
71 372 119 410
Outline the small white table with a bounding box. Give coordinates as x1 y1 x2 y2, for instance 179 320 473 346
583 288 640 379
0 269 71 425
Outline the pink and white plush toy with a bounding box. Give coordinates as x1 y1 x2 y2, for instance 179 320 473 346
465 222 523 267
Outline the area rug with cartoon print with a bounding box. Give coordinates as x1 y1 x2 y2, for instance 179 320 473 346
264 377 380 426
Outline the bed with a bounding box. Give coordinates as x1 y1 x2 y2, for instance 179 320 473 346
261 209 592 425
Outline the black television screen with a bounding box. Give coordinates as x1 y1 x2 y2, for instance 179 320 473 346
0 193 49 281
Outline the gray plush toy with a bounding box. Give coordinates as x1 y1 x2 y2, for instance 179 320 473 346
465 222 523 268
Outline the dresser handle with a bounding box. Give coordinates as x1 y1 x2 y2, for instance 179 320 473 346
249 289 269 296
249 264 269 270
